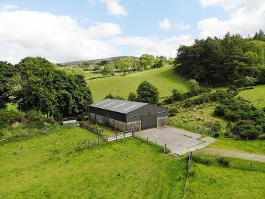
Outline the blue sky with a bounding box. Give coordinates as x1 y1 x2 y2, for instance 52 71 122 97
0 0 264 63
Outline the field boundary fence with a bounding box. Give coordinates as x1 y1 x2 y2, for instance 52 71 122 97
75 132 134 151
183 151 193 199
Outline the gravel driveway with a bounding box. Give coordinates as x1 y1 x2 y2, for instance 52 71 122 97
135 127 215 156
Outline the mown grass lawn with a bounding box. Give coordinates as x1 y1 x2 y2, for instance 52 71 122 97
0 127 187 199
87 65 188 102
187 157 265 199
239 85 265 109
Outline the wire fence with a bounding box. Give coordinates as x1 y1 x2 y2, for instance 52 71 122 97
183 151 193 199
75 132 134 151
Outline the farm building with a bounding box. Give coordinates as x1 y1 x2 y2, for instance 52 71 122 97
89 99 168 132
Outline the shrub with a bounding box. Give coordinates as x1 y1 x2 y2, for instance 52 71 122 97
224 110 240 122
0 110 24 128
172 89 183 101
187 79 201 95
214 106 226 116
128 92 137 102
169 107 179 117
231 120 261 140
211 122 222 133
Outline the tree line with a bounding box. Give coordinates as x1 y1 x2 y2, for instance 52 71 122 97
0 57 93 120
175 31 265 86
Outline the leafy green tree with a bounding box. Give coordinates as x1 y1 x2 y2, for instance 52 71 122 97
234 76 257 88
140 54 155 70
187 79 200 94
15 57 93 120
102 65 115 76
253 30 265 41
0 61 15 109
136 81 159 104
116 57 132 75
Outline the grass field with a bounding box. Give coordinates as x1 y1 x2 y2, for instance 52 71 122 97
87 66 188 102
187 159 265 199
239 85 265 108
209 137 265 155
0 127 187 199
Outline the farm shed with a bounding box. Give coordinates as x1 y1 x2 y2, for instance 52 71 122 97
89 99 168 132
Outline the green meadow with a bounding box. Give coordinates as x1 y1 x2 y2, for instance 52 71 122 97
187 156 265 199
0 127 187 199
87 66 189 102
239 85 265 108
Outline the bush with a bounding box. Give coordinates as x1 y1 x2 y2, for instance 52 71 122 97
0 110 24 128
187 79 201 95
231 120 261 140
169 107 179 117
210 122 222 133
0 110 54 129
224 110 240 122
214 106 226 116
172 89 183 101
128 92 137 102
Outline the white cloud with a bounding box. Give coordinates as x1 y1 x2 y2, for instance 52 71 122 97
198 0 265 38
159 18 191 32
87 22 123 37
110 35 194 58
88 0 127 16
0 8 192 64
0 10 122 64
0 4 18 11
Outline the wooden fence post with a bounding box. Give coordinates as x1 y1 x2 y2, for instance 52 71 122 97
124 132 125 138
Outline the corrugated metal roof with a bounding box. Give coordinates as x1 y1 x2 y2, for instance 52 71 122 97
89 99 148 114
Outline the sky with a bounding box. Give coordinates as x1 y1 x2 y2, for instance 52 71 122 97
0 0 265 64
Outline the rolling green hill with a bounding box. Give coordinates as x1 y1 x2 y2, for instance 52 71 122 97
239 85 265 109
87 65 189 102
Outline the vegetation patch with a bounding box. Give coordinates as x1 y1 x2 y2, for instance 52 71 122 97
0 129 187 199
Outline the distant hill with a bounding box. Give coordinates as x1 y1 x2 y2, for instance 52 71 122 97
59 56 139 67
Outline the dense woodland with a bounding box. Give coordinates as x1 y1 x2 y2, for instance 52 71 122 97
0 57 93 120
176 31 265 86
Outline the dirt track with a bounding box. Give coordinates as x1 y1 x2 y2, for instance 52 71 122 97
196 148 265 162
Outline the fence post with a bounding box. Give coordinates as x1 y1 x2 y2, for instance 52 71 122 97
116 132 117 140
124 132 125 138
164 144 166 154
147 137 148 141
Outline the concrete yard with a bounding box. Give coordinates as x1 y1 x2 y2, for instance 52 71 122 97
135 127 215 156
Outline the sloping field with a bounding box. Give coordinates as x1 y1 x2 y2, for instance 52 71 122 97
187 159 265 199
239 85 265 108
87 66 188 102
0 127 187 199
